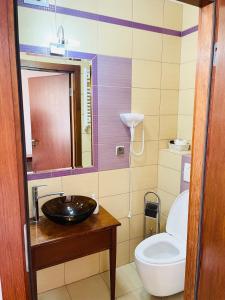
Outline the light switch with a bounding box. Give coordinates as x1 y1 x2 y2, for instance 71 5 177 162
24 0 49 7
183 163 191 183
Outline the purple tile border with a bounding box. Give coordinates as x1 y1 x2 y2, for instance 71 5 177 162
17 0 198 37
180 154 191 192
181 25 198 37
20 44 96 60
97 55 132 88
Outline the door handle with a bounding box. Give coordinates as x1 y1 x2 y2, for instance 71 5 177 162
32 139 39 147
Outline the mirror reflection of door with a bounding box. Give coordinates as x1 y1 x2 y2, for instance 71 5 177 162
21 59 93 173
29 73 71 171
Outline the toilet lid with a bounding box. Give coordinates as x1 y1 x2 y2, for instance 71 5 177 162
135 233 186 265
166 190 189 242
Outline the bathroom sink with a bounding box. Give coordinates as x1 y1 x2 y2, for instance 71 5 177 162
41 195 97 225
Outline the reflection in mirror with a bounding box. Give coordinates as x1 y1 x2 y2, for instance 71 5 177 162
20 55 93 173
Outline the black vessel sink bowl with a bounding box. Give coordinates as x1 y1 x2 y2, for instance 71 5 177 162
41 195 97 225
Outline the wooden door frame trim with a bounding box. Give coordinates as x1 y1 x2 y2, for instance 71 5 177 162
0 1 32 299
184 3 215 300
0 1 216 299
177 0 214 7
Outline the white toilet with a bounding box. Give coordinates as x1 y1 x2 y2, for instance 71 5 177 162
135 190 189 297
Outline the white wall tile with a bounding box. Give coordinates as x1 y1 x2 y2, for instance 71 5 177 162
161 63 180 90
65 254 100 284
130 214 144 239
37 264 65 293
62 173 99 197
160 115 177 140
182 3 199 30
132 88 160 116
133 0 164 27
179 62 197 90
134 116 159 142
131 190 148 215
177 115 193 141
57 15 98 53
131 165 157 191
132 59 161 89
99 194 129 219
132 30 162 61
160 90 179 115
157 188 177 216
178 89 195 115
158 165 180 196
98 23 132 58
99 169 129 197
18 8 55 47
117 218 130 243
159 149 182 171
131 141 158 167
181 33 198 63
162 35 181 64
52 0 98 13
27 177 63 217
97 0 132 20
164 0 183 31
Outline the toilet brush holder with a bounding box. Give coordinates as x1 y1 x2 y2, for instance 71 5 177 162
144 192 161 238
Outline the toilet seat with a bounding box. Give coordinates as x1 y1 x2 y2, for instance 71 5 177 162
135 233 186 265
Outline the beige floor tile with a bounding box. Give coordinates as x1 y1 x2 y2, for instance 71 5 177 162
38 287 71 300
130 262 136 269
101 264 142 297
67 275 110 300
164 292 183 300
117 287 161 300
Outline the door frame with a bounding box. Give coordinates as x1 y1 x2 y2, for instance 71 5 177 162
184 2 216 300
0 0 31 299
21 60 82 168
0 0 216 299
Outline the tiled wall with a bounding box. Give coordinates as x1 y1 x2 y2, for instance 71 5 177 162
18 0 199 293
96 55 131 171
157 149 191 230
156 4 198 228
178 4 199 142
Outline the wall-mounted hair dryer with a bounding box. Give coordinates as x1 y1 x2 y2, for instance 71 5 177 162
120 113 144 156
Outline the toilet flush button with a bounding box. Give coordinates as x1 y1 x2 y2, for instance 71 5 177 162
183 163 191 182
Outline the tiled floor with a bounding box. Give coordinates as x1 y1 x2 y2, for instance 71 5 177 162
38 263 184 300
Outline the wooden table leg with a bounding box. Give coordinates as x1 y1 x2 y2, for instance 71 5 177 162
32 270 38 300
109 228 117 300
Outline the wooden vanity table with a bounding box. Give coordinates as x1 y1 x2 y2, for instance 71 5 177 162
30 206 121 300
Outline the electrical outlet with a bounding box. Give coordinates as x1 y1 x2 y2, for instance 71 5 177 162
116 146 125 156
24 0 49 7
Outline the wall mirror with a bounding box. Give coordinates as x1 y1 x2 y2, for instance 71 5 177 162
20 54 93 174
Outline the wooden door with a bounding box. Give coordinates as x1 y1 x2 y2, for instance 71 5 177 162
197 0 225 298
29 74 71 171
184 3 215 300
0 0 31 299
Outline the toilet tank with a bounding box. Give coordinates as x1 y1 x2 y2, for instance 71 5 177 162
166 190 189 242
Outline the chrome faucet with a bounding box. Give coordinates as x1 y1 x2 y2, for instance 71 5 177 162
32 185 64 222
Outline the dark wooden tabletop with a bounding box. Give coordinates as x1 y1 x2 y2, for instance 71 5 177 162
30 206 121 247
